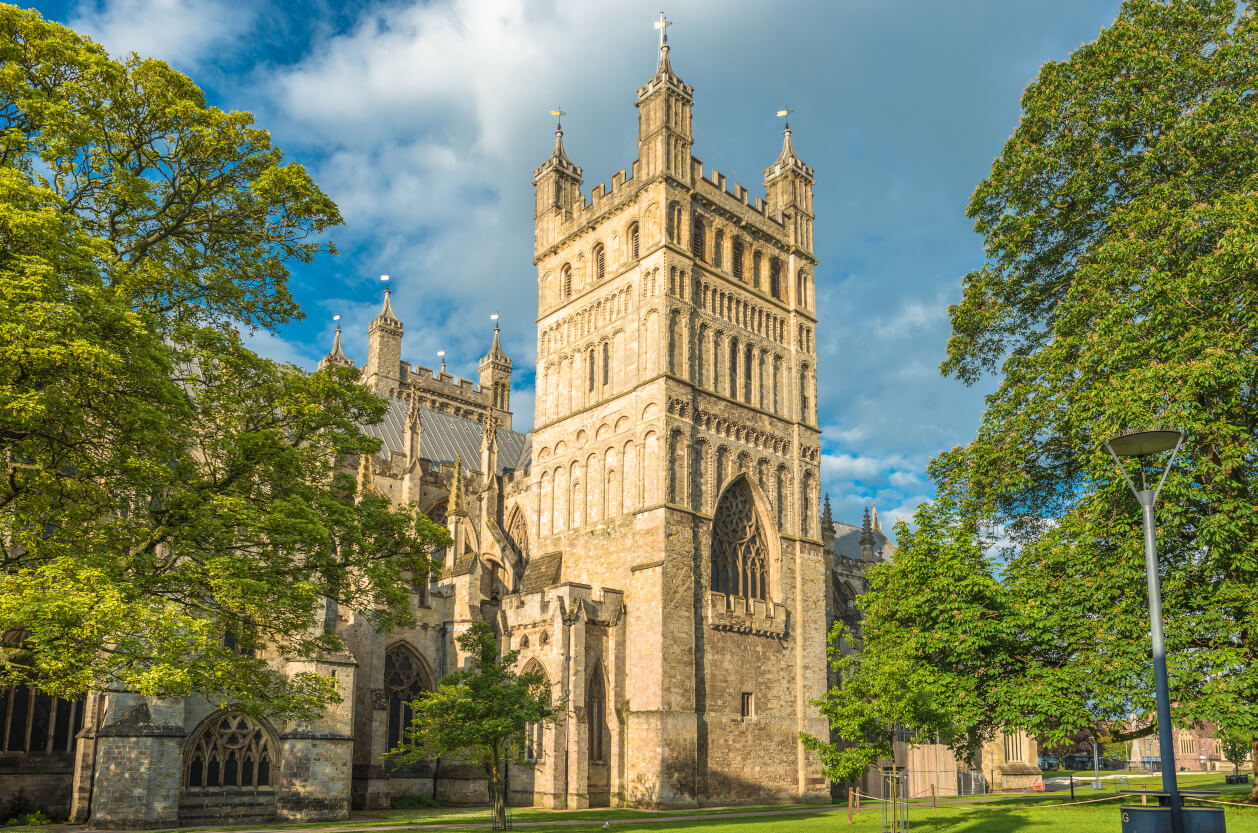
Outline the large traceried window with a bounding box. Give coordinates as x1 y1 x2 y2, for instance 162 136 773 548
185 712 275 790
506 509 529 562
711 479 769 601
0 685 83 754
385 645 434 751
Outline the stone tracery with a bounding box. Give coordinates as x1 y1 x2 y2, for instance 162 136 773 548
710 479 769 601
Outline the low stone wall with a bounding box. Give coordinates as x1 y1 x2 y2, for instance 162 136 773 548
0 752 76 820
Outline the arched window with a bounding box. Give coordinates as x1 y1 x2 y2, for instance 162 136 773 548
797 268 808 308
691 441 707 510
602 341 610 387
385 645 434 751
630 223 640 259
732 240 744 280
506 509 529 561
800 365 810 422
743 344 753 404
185 712 275 790
769 258 782 299
562 264 573 298
523 660 548 761
588 347 596 392
713 230 724 269
728 338 739 399
667 201 682 244
752 251 763 289
696 325 707 387
587 664 607 763
426 499 449 565
0 685 83 754
691 215 706 261
711 479 769 601
594 244 605 280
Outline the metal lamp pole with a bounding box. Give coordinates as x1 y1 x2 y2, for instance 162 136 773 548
1104 428 1186 833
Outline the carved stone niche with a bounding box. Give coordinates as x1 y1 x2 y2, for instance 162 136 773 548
371 689 388 711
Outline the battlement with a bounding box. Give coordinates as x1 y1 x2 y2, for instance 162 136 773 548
400 361 484 399
692 158 786 228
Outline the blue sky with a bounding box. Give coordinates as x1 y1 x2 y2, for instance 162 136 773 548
29 0 1125 529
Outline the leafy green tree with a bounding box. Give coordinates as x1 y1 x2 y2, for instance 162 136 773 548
0 5 449 718
1221 729 1252 776
810 0 1258 798
389 622 556 829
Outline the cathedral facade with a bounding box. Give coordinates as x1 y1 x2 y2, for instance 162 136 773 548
2 43 896 828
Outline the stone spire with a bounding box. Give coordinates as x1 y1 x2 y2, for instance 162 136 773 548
860 506 876 562
363 279 404 396
764 122 815 256
822 493 833 528
636 12 693 182
404 394 423 462
448 454 467 518
479 317 514 429
318 319 354 370
871 501 880 532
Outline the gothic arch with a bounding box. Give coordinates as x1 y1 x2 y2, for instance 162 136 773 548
384 643 435 752
586 661 609 764
522 659 549 761
710 475 779 602
184 710 278 792
506 506 529 563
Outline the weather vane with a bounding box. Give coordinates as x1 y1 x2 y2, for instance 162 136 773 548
549 108 565 130
654 12 671 48
777 107 793 130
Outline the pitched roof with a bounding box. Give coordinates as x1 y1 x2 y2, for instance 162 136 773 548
519 552 563 594
362 396 531 475
828 521 894 562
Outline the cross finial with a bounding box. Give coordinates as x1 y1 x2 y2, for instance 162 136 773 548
654 11 671 49
549 108 565 131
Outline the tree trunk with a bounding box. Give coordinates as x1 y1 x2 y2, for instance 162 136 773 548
1248 737 1258 804
492 750 507 829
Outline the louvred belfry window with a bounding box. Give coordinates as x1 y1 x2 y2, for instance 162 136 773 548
711 479 769 601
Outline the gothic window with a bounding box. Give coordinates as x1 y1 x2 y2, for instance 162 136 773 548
743 344 753 404
588 347 596 392
426 499 449 565
385 645 434 751
732 240 744 279
0 685 83 754
668 309 681 375
770 258 782 299
728 338 739 399
562 264 572 298
630 224 640 259
594 244 605 280
800 365 810 422
691 216 706 261
523 660 548 761
753 251 763 289
833 578 861 633
506 509 529 562
797 269 808 308
696 325 707 387
587 664 607 763
713 230 724 269
691 441 707 510
185 712 275 790
711 479 769 601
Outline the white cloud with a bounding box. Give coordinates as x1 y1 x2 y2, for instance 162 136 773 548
69 0 255 66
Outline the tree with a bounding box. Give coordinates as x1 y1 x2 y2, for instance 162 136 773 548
0 5 449 718
810 0 1258 799
389 622 556 829
1221 730 1251 776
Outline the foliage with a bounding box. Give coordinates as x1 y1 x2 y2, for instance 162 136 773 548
389 622 556 828
0 5 449 718
1222 729 1253 775
810 0 1258 792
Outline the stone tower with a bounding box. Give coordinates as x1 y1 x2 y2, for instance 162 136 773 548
479 322 514 429
362 287 403 396
530 30 826 805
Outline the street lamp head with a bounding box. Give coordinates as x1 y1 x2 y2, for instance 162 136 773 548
1106 428 1185 458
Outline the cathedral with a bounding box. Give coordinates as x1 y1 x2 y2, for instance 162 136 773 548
1 39 901 828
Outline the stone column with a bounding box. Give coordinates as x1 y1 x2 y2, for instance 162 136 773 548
276 653 357 822
87 695 187 829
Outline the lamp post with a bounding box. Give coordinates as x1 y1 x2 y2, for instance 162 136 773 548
1104 428 1186 833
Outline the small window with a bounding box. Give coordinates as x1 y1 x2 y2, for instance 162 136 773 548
562 265 572 298
713 230 724 269
602 342 610 386
732 240 744 279
595 245 605 280
769 258 781 299
691 216 705 261
728 339 739 399
741 692 754 720
753 251 763 289
588 347 596 392
630 224 640 259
